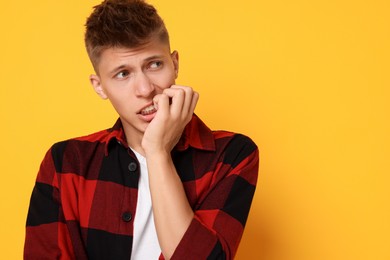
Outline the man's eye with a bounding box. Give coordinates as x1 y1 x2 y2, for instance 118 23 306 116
115 71 129 79
149 61 162 69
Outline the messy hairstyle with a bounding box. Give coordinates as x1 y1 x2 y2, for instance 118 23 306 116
85 0 170 71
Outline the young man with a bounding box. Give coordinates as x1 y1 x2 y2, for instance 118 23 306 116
24 0 259 259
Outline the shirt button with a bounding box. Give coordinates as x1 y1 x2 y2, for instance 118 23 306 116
128 162 137 172
122 212 132 222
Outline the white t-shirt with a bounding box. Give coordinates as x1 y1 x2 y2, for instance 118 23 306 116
130 148 161 259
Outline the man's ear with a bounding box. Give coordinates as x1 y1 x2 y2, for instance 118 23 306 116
171 50 179 78
89 74 108 100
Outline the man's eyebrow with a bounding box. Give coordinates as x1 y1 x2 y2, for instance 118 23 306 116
109 65 128 75
108 55 165 75
143 55 164 62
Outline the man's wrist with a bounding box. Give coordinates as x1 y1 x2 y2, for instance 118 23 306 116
144 148 172 162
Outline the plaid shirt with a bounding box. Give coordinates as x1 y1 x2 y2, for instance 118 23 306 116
25 115 259 260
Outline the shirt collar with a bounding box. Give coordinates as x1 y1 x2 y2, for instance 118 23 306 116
104 114 216 155
104 119 128 156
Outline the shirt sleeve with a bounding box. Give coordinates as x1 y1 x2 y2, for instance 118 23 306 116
171 135 259 260
24 145 75 259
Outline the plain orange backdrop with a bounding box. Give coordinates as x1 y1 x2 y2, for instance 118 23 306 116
0 0 389 259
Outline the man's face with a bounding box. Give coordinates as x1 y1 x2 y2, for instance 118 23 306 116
90 40 179 145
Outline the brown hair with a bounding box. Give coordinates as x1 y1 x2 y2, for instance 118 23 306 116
85 0 169 71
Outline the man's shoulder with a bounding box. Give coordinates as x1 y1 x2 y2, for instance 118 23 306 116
209 129 259 165
212 130 257 150
49 126 116 156
54 127 112 145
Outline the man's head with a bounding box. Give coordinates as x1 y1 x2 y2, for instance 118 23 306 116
86 0 179 144
85 0 170 73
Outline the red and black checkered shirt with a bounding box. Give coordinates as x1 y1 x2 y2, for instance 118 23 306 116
25 115 259 259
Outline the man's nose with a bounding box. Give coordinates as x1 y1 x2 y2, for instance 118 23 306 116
134 72 155 97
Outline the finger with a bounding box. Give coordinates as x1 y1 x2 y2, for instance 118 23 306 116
189 91 199 115
162 87 185 117
169 85 197 116
153 93 170 115
171 86 195 114
152 94 162 110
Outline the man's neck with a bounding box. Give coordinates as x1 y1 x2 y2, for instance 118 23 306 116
121 121 146 157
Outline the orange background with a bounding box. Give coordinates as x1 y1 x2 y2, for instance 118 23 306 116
0 0 389 259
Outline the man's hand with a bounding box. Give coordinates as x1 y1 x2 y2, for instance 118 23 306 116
142 85 199 155
142 85 199 258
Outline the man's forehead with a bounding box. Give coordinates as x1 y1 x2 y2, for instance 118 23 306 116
102 41 170 60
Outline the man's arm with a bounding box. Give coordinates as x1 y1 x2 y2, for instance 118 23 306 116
142 85 199 259
142 86 259 259
24 146 75 259
171 136 259 259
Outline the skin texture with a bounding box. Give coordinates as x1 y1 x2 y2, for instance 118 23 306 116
89 40 199 259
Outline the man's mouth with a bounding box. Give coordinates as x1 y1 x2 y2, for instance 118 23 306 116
140 104 157 115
